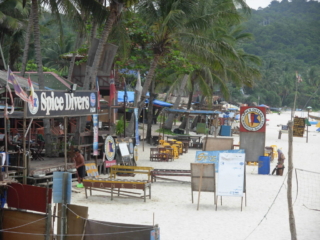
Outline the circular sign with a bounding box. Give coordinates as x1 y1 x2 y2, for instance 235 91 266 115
28 92 39 115
241 107 265 131
105 135 116 161
90 93 96 107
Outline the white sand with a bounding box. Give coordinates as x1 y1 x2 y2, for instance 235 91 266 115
71 111 320 240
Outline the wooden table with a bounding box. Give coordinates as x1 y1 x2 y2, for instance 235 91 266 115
83 177 151 202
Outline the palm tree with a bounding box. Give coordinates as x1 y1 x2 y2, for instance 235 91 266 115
135 0 252 134
0 0 30 70
80 0 139 90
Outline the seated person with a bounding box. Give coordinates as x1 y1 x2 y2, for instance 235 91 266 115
36 134 45 150
0 133 19 152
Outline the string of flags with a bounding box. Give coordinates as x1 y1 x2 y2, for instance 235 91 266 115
5 68 34 118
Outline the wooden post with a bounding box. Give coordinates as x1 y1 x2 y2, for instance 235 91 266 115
291 78 298 121
287 121 297 240
45 204 52 240
23 117 27 184
60 172 69 240
162 112 165 141
143 108 145 152
64 117 67 171
197 164 204 211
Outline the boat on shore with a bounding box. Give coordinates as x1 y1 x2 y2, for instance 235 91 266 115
309 114 320 121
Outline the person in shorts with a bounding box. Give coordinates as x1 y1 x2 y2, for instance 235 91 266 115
272 149 286 176
72 148 85 185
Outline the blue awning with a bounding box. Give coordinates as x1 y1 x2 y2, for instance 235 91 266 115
118 91 172 107
164 108 221 115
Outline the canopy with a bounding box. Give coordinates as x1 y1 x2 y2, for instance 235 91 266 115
163 108 221 115
258 104 270 108
118 91 173 107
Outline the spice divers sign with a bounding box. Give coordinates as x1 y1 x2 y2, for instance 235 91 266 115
26 91 98 118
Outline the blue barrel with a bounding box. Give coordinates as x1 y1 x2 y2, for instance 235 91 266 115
53 172 72 204
220 125 231 136
258 156 270 175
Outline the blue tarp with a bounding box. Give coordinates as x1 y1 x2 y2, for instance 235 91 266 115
258 104 269 108
117 91 173 107
164 108 221 115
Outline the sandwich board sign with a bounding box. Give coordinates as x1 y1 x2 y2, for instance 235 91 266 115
216 152 246 210
217 152 245 197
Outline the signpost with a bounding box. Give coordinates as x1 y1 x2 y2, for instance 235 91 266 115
293 117 305 137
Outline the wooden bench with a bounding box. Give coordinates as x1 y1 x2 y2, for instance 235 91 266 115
110 165 154 182
83 177 151 202
151 169 191 183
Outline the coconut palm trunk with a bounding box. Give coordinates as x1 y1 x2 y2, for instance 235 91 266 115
146 79 155 143
126 54 161 137
21 9 33 77
163 74 188 130
75 3 119 143
32 0 52 156
179 88 194 129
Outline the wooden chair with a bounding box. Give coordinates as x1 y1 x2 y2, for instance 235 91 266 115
150 148 169 162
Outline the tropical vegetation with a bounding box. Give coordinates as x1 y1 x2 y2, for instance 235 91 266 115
0 0 319 142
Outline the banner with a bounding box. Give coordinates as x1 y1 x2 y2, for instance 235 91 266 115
195 149 245 172
93 114 99 156
26 90 97 118
134 108 140 145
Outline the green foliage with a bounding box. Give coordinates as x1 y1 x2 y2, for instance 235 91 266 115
115 116 128 136
19 60 60 74
241 1 320 109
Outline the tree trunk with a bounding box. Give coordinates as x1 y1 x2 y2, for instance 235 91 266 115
67 36 83 82
146 80 155 143
287 120 297 240
163 74 188 130
179 87 194 129
32 0 52 156
75 4 118 143
21 9 33 77
126 54 161 137
82 5 118 90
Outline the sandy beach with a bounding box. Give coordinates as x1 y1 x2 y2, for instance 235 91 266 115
71 111 320 240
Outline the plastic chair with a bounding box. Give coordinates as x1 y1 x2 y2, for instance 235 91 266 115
172 143 182 155
271 145 278 159
175 141 184 155
170 145 180 159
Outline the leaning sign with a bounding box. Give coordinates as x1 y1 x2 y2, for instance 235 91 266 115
25 90 98 118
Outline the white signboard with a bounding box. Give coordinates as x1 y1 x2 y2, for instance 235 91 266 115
217 152 245 197
119 142 130 156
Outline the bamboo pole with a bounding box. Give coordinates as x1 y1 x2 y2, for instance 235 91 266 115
287 121 297 240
